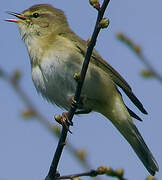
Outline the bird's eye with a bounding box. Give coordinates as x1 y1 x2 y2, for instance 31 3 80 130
33 13 40 18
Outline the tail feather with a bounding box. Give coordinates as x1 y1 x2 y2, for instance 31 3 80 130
125 122 158 175
109 117 159 175
100 91 158 175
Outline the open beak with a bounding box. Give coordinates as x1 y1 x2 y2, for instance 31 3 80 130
5 11 26 23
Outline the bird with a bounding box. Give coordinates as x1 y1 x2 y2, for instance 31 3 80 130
6 4 159 175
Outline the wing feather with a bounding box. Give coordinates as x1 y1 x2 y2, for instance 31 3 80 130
91 53 148 114
60 31 148 114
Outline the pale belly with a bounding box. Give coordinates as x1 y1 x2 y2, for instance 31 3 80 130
32 59 78 109
31 55 115 112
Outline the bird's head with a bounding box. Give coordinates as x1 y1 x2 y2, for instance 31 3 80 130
6 4 69 41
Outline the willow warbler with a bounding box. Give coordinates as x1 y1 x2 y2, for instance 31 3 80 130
6 4 159 175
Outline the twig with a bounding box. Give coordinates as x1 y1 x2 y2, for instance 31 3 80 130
117 33 162 82
46 127 68 180
57 166 125 180
45 0 111 180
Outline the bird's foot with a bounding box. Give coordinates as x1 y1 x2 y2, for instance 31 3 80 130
54 112 72 133
69 96 91 115
69 95 88 109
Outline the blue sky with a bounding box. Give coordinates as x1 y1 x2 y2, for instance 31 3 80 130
1 0 162 180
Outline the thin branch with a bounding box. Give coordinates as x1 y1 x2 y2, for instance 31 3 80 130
45 0 111 180
57 166 125 180
47 127 68 180
71 0 111 110
117 33 162 82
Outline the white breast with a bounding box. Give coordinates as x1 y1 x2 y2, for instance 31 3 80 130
31 51 80 109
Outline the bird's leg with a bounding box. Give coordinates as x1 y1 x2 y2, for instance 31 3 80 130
69 96 92 115
55 95 92 130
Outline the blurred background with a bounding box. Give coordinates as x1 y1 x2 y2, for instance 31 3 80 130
0 0 162 179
